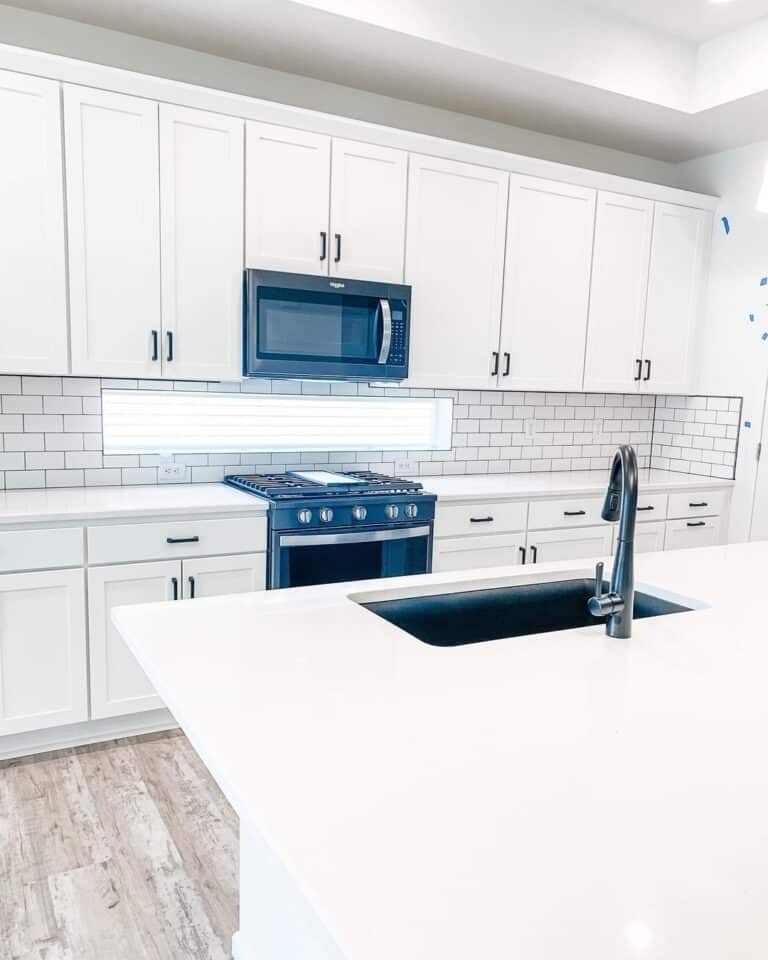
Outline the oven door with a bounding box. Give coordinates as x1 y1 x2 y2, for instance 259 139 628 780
244 270 409 380
271 524 432 589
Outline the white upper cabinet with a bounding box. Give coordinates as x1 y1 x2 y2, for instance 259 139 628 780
160 105 244 381
246 122 330 275
640 203 710 394
329 139 407 282
406 154 509 389
65 86 161 378
499 175 596 392
583 192 654 393
0 71 68 375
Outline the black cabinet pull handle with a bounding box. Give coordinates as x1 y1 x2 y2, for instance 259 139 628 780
503 352 511 376
633 358 642 381
188 575 195 599
643 359 651 381
518 545 526 564
564 509 586 516
334 233 342 263
530 545 538 563
166 330 173 363
151 330 159 362
689 502 708 508
491 351 499 376
686 521 706 527
320 231 327 260
171 576 179 600
166 535 200 544
637 505 654 511
469 516 494 523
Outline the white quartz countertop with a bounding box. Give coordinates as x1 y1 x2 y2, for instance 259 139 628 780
0 482 266 524
422 468 733 501
114 542 768 960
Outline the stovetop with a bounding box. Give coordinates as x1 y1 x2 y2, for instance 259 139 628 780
224 470 425 501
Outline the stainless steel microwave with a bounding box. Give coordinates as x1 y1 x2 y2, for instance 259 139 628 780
243 270 411 381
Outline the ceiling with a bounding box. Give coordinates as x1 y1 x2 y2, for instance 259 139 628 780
6 0 768 163
586 0 768 42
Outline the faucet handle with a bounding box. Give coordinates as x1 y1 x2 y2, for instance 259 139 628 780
588 560 624 618
593 561 604 598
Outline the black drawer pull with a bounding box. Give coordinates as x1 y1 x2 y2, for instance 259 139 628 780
633 358 642 381
689 502 708 508
686 521 706 527
166 330 174 362
503 352 511 376
319 231 327 261
637 505 654 511
518 545 526 564
530 545 538 563
643 359 651 381
470 516 494 523
563 510 586 516
188 575 195 599
334 233 342 263
491 351 499 376
151 329 159 362
166 535 200 544
171 576 179 600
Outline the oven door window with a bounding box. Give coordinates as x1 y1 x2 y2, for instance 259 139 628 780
276 529 430 588
257 287 380 364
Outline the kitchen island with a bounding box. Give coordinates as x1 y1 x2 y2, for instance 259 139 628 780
113 542 768 959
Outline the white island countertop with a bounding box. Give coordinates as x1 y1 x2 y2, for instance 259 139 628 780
0 482 266 525
422 467 733 501
114 541 768 960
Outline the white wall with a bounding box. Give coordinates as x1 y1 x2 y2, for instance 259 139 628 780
0 3 686 187
677 143 768 540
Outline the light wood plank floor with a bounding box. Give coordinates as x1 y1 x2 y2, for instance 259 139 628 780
0 730 239 960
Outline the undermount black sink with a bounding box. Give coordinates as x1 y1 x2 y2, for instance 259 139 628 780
361 578 692 646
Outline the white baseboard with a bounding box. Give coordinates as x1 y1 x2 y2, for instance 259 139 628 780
0 708 178 760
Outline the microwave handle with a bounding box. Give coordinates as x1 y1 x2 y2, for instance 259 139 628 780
377 299 393 364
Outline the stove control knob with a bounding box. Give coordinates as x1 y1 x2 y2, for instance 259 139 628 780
385 504 400 520
352 505 368 521
319 507 334 523
404 503 418 518
297 508 313 525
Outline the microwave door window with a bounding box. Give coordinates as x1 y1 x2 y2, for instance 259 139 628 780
258 289 379 363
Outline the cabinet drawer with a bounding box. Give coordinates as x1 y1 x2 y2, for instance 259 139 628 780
0 526 83 573
636 492 668 522
87 516 267 564
665 516 723 550
526 525 613 563
433 534 525 572
667 490 728 520
435 500 527 538
527 497 603 530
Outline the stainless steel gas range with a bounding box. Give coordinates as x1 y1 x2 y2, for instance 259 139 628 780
224 470 436 589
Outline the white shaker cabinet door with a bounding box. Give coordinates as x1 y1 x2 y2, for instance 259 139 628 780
433 534 526 573
182 553 266 598
0 569 87 737
526 525 613 564
160 105 244 381
246 122 331 275
329 139 407 282
640 203 710 394
65 86 161 377
406 154 508 389
88 561 179 720
499 175 596 391
0 70 68 375
633 520 666 554
583 192 654 393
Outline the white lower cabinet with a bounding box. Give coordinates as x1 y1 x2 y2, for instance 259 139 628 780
182 553 266 598
88 560 177 720
665 517 722 551
526 525 614 564
0 568 87 736
433 534 525 572
634 520 666 554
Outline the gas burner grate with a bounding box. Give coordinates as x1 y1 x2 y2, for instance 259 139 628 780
225 470 423 501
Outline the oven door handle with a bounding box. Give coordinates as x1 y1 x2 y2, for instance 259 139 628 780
377 299 392 364
279 525 431 547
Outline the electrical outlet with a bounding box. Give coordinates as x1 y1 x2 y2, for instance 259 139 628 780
394 458 416 475
159 461 185 481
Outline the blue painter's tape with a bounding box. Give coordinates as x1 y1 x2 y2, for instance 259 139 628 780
745 420 752 428
761 277 768 286
721 216 730 234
